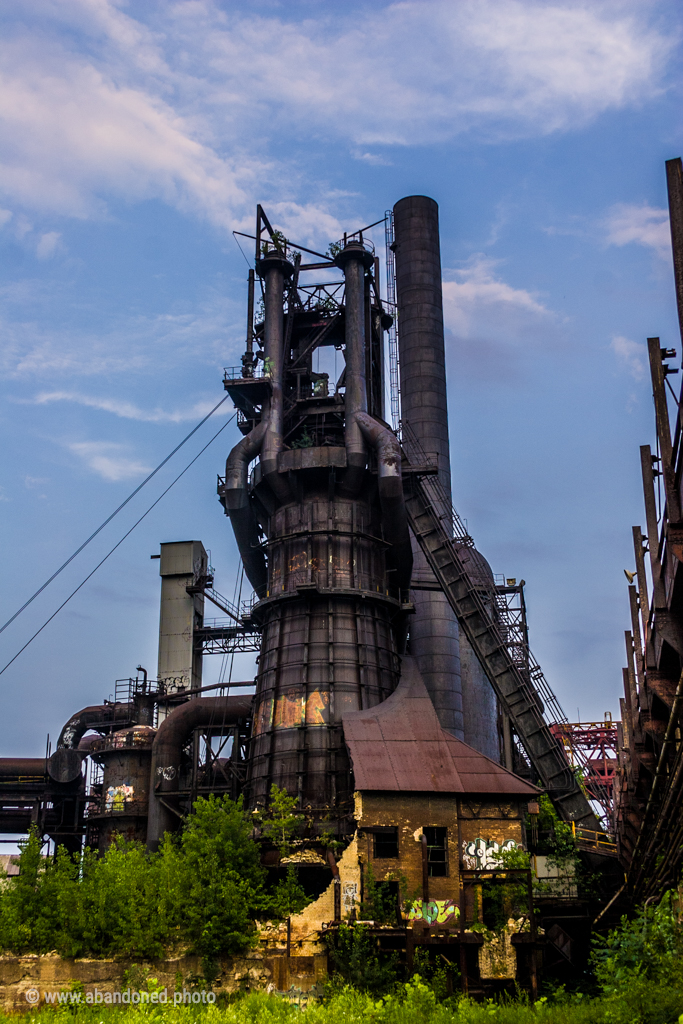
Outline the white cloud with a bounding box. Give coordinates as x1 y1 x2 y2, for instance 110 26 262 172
186 1 672 145
611 334 646 380
31 391 227 422
0 35 248 224
68 441 151 481
0 289 242 379
442 257 550 336
440 257 558 378
0 209 11 227
604 203 671 258
35 231 61 259
0 1 673 225
352 151 392 167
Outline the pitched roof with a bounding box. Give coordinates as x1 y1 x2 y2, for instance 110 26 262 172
342 657 539 797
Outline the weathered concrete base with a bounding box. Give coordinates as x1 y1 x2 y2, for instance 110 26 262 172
0 950 328 1013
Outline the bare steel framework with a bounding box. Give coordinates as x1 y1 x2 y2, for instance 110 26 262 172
613 158 683 902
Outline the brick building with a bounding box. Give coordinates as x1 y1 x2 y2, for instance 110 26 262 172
344 658 539 917
270 658 539 991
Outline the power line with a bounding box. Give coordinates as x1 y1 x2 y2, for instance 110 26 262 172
0 394 230 639
0 411 237 679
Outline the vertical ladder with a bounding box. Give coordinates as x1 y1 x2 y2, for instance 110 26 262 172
401 433 601 830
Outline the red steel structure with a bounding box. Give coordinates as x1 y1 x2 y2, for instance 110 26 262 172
551 718 619 827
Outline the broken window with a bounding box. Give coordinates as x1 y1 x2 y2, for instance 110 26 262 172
424 826 448 876
372 827 399 859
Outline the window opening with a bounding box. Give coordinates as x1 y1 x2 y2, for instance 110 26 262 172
372 827 399 859
424 826 448 876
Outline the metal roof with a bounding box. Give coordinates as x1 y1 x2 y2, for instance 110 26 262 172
343 657 539 797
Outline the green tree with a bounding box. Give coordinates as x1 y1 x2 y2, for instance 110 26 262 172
173 794 266 974
269 864 311 918
326 923 398 995
260 784 304 857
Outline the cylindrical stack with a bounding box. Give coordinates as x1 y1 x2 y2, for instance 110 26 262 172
394 195 498 753
394 195 464 738
89 725 155 853
247 494 401 816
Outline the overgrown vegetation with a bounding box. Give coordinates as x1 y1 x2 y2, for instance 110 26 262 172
0 788 310 972
5 974 683 1024
4 786 683 1021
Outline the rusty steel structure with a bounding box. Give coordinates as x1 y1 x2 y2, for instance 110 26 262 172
219 208 411 825
613 159 683 899
0 194 610 860
551 718 618 823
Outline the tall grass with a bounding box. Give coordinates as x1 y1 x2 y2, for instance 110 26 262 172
6 978 683 1024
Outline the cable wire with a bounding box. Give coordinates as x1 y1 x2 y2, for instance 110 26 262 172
0 411 237 679
0 394 231 640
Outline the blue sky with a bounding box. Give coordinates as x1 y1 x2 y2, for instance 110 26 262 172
1 0 682 756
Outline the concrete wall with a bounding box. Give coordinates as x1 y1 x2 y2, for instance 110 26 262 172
0 949 327 1013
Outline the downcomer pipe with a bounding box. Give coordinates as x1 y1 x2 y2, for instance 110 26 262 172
393 196 464 738
356 411 413 593
57 704 132 749
335 241 374 495
223 419 268 596
146 695 252 850
257 253 294 505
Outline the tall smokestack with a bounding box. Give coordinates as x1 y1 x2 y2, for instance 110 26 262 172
393 196 464 737
393 195 499 756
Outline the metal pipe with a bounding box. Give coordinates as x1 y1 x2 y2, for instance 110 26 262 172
259 255 293 504
420 833 429 903
223 420 268 595
0 758 46 778
146 694 252 850
336 242 373 495
242 269 255 376
393 195 465 740
57 704 131 750
356 411 412 592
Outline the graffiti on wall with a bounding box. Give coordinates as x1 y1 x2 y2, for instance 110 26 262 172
462 837 518 870
341 882 358 913
104 784 134 813
406 899 460 926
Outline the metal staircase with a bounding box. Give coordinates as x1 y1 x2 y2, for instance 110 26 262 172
400 425 601 831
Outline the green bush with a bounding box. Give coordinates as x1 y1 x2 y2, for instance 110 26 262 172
0 795 268 964
591 888 683 1022
325 923 398 995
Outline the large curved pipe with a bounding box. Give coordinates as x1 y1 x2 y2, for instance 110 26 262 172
258 255 293 505
356 412 413 593
146 695 253 850
57 705 132 749
336 242 374 495
224 419 268 595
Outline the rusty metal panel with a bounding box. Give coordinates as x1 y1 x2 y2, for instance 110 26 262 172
343 657 538 796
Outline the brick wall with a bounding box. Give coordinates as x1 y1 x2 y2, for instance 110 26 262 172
356 792 526 902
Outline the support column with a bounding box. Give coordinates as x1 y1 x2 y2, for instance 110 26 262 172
157 541 206 701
